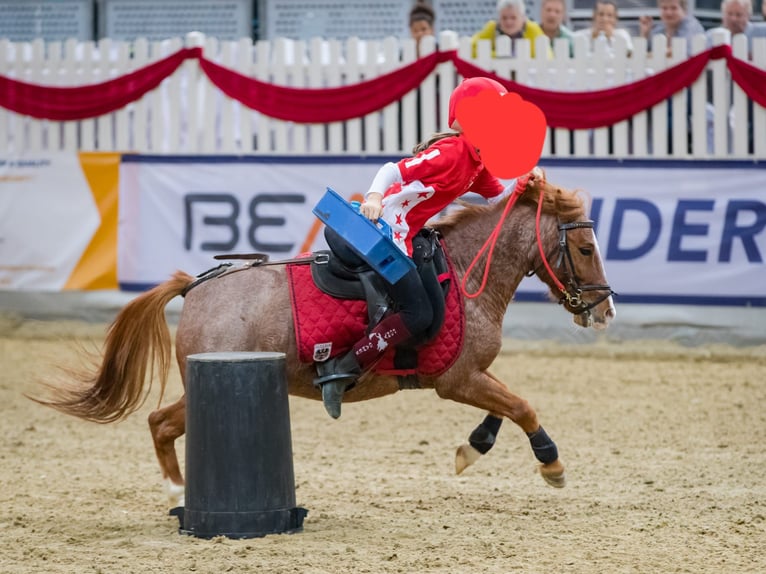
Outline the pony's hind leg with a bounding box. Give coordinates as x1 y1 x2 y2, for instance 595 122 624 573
147 395 187 509
438 370 565 488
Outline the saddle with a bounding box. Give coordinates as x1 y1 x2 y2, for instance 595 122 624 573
310 227 450 347
284 227 464 386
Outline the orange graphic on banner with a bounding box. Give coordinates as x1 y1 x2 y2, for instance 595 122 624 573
64 153 121 290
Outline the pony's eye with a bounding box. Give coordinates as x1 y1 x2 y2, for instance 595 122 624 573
579 247 593 256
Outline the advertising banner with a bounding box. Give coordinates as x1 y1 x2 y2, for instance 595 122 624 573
118 156 765 306
118 156 375 290
0 152 119 291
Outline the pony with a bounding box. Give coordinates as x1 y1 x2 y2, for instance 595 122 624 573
34 169 615 511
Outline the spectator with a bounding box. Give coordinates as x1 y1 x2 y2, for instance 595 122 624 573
471 0 548 58
574 0 633 55
409 2 436 57
706 0 758 53
706 0 763 154
639 0 704 56
753 0 766 36
539 0 574 55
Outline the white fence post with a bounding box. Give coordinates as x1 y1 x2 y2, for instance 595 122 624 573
437 31 458 133
254 39 271 154
0 39 11 155
114 40 131 151
324 38 343 154
308 37 325 154
752 38 766 158
380 36 399 154
28 38 45 153
131 38 148 153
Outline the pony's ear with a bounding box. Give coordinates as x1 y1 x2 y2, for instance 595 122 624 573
519 166 545 192
530 166 546 183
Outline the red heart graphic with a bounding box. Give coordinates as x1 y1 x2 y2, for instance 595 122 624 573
456 89 547 179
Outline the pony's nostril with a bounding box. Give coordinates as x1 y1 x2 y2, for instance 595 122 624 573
605 307 616 320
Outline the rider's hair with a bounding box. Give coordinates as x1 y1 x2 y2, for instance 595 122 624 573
412 131 459 154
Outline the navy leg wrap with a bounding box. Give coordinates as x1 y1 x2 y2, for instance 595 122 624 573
469 415 503 455
527 426 558 464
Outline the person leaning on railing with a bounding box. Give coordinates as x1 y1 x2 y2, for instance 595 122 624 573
471 0 550 58
574 0 633 56
706 0 764 54
640 0 705 153
753 0 766 37
638 0 704 56
409 2 436 57
705 0 764 154
539 0 574 56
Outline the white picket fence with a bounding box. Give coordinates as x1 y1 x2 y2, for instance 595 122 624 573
0 30 764 159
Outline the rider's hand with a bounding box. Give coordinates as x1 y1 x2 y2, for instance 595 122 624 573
360 193 383 222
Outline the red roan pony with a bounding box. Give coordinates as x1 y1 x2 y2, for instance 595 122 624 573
34 169 615 511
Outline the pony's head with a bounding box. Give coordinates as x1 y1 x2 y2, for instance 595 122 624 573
520 168 616 329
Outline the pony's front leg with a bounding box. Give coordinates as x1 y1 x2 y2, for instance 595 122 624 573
147 395 187 509
438 370 565 488
455 413 503 474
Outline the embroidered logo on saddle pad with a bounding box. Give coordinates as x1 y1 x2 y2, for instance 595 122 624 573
286 251 465 377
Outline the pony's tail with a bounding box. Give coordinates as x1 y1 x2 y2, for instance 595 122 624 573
29 271 195 424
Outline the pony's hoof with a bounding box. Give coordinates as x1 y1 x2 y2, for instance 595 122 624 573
539 460 566 488
455 443 481 475
169 506 184 528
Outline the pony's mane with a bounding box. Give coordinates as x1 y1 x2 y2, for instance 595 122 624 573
433 179 587 234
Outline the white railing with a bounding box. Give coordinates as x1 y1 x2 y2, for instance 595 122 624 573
0 30 764 159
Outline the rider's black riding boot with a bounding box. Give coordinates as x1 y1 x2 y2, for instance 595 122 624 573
314 351 361 419
314 314 412 419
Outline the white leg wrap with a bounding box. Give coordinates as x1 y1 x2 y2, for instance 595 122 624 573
165 479 185 509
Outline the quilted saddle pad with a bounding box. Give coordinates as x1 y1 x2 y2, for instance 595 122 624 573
286 247 465 377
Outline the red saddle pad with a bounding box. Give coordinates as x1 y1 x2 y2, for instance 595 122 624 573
286 247 465 377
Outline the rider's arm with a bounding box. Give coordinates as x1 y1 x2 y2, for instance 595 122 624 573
487 179 517 205
361 162 401 221
482 166 544 205
365 161 401 198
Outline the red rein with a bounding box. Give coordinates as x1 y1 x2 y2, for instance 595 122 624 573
460 173 567 299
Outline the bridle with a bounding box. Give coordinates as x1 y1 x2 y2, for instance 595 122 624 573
532 203 615 315
460 170 615 314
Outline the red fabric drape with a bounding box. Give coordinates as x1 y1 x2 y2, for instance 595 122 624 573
452 49 715 129
0 47 200 121
0 44 764 129
724 49 766 108
198 51 453 123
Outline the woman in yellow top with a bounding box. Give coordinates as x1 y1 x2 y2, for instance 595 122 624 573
472 0 548 58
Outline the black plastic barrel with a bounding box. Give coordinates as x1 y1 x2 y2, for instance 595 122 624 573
181 351 307 539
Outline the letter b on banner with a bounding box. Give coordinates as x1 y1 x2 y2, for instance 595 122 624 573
184 192 305 253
